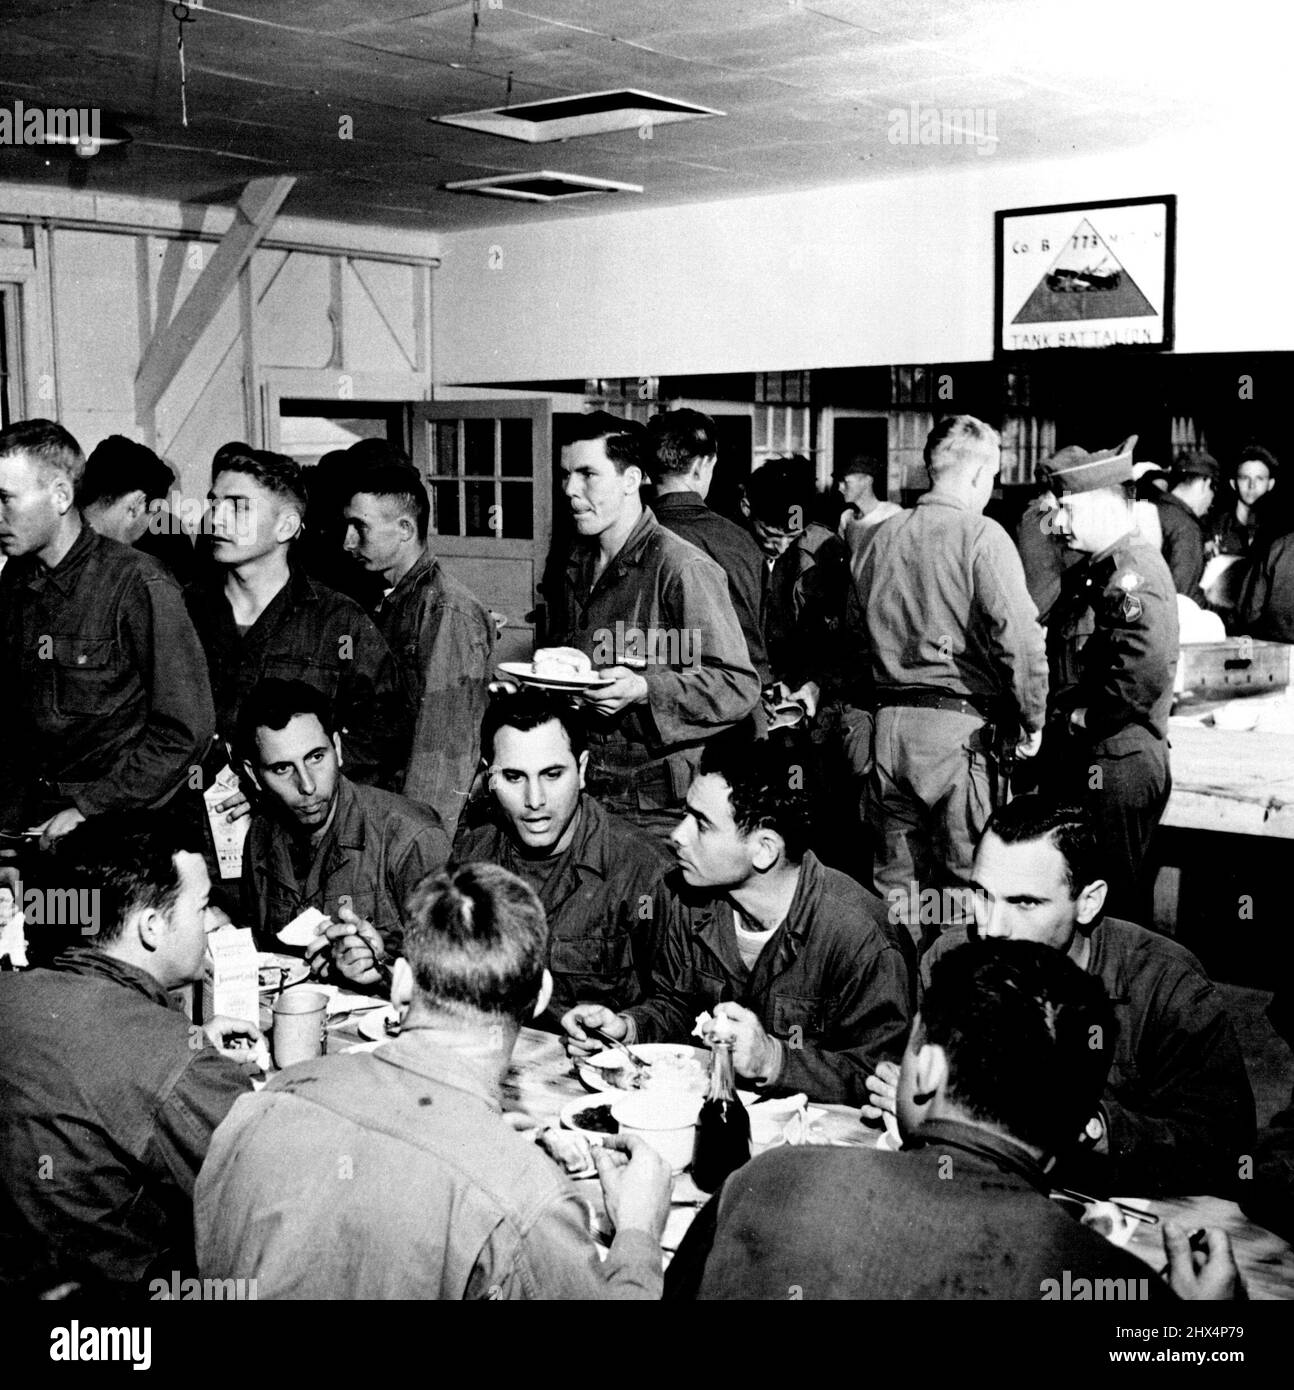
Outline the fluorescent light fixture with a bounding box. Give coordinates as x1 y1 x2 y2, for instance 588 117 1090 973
442 171 643 202
435 88 723 143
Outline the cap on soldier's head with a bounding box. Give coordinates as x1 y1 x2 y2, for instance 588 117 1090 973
1172 450 1220 484
1047 435 1138 495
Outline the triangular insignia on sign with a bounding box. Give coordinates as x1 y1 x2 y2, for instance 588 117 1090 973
1013 218 1157 324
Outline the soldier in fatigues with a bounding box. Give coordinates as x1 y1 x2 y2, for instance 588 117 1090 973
847 416 1048 951
1045 440 1180 921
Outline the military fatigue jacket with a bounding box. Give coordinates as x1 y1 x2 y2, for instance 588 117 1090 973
375 551 494 840
623 852 911 1105
453 795 674 1026
1046 531 1178 750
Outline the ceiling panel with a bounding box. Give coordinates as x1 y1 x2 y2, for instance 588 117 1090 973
0 0 1285 231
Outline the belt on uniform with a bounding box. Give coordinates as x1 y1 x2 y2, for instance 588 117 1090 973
874 689 993 720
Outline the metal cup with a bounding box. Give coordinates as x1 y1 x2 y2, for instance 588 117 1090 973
271 988 328 1068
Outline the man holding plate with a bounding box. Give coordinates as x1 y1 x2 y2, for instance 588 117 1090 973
545 412 760 840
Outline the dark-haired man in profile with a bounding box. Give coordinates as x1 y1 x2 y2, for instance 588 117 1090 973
237 678 449 971
196 863 672 1299
646 408 770 692
80 434 199 588
562 738 911 1104
665 942 1239 1301
186 447 411 829
548 411 759 837
453 690 675 1026
0 419 214 849
903 797 1254 1196
0 815 258 1295
344 464 494 839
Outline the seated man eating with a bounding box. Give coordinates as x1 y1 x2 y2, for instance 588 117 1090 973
562 736 912 1105
237 678 450 978
665 942 1240 1301
453 690 676 1027
868 796 1255 1196
196 864 672 1299
0 815 258 1296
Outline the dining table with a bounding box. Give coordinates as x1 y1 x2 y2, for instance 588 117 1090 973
258 979 1294 1300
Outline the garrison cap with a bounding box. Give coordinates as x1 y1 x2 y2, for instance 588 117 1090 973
1171 450 1220 483
1046 435 1137 494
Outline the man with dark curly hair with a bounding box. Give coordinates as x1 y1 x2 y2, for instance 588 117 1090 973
561 736 912 1104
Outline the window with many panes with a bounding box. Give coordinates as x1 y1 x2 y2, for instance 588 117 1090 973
429 416 533 539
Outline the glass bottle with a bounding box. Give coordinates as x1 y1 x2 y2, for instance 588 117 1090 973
691 1038 751 1192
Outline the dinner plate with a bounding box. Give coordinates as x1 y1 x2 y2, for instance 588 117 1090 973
496 662 616 691
357 1005 401 1041
577 1043 710 1096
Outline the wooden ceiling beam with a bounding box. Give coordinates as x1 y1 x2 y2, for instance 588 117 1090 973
135 175 296 414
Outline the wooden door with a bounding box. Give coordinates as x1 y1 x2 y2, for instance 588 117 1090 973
410 399 551 663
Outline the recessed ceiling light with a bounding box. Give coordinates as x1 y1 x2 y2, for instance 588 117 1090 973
442 171 644 202
435 89 723 143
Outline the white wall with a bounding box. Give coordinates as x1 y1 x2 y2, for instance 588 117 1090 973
434 129 1294 384
0 183 441 500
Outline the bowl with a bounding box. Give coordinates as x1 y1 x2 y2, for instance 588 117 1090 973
611 1091 702 1172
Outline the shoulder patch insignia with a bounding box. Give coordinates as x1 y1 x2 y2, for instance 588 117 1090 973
1122 594 1143 621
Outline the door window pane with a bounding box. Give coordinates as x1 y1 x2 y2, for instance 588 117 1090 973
464 419 495 477
500 419 532 477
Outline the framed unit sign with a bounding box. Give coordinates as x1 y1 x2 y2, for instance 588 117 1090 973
995 195 1175 354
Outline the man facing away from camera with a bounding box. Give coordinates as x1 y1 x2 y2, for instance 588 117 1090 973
196 863 672 1299
665 941 1240 1301
0 815 259 1296
900 797 1255 1197
343 464 495 841
563 736 912 1106
0 419 214 852
845 415 1048 951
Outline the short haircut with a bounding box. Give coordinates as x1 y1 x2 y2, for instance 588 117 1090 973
924 415 999 475
921 941 1116 1153
212 441 257 478
402 863 548 1021
646 408 717 480
480 689 587 766
698 733 814 863
979 796 1100 899
345 438 415 474
0 418 85 489
745 455 815 529
51 813 206 948
834 454 881 482
347 462 430 544
237 678 336 765
213 448 308 515
80 436 173 509
564 410 645 476
1236 444 1279 476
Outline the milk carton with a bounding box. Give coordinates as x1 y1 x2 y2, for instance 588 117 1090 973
204 764 251 880
201 924 258 1026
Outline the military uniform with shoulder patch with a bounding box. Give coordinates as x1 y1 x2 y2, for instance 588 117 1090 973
1045 528 1179 917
